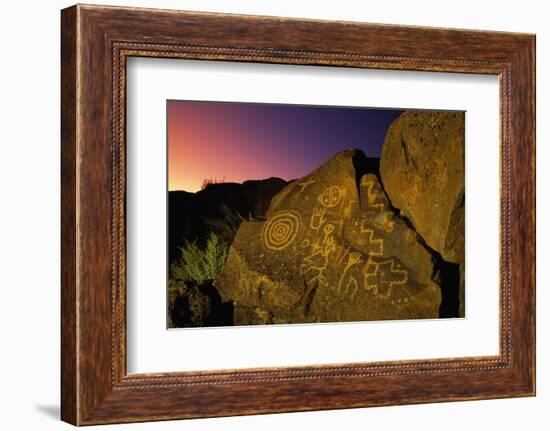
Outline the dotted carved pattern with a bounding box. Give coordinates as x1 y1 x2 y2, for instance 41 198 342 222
109 41 512 388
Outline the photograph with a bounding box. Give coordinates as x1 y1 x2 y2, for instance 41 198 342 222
167 101 465 328
0 0 542 428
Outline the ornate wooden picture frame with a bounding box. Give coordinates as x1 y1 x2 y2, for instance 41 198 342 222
61 4 535 425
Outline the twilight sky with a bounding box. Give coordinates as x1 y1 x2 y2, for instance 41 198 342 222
168 100 403 192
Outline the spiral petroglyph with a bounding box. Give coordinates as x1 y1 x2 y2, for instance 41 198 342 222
262 211 301 251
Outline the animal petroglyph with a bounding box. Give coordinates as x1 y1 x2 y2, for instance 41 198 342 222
318 186 343 208
262 211 301 251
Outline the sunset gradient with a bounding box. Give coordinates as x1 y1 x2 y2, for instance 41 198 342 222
168 100 403 192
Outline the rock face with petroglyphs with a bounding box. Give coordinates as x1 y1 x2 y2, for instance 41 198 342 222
380 111 465 316
214 149 442 324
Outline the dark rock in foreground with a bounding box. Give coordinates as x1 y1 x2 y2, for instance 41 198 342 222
380 111 465 316
169 280 234 328
215 149 441 324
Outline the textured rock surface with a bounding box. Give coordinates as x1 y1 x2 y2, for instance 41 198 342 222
168 280 234 328
380 111 465 263
215 149 441 324
380 111 465 315
168 280 212 328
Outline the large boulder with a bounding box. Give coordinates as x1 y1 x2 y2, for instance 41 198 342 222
380 111 465 315
214 149 441 325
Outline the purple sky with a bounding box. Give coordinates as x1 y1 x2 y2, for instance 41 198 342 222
168 100 404 192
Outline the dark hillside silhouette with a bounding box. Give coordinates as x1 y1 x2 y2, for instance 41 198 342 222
168 177 288 266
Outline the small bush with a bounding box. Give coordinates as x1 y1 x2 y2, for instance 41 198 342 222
201 177 226 190
171 231 229 284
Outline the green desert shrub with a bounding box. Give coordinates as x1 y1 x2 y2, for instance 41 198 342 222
170 231 229 284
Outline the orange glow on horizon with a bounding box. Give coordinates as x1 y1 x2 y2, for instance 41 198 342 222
168 100 404 193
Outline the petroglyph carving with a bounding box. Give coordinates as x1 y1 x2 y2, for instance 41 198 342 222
296 177 316 193
323 223 335 236
310 207 327 230
364 257 409 303
262 211 301 251
336 251 363 297
299 236 336 286
300 217 337 284
362 176 386 211
215 149 443 324
341 275 359 299
343 198 356 218
318 186 343 208
359 219 384 256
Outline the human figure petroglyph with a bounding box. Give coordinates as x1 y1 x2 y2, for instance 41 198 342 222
262 211 301 251
336 251 363 297
341 275 359 299
323 223 335 237
299 238 336 286
300 219 337 286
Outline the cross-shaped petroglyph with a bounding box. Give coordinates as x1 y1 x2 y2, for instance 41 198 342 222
364 257 409 303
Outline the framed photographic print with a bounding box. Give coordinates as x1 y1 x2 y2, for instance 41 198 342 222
61 4 535 425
